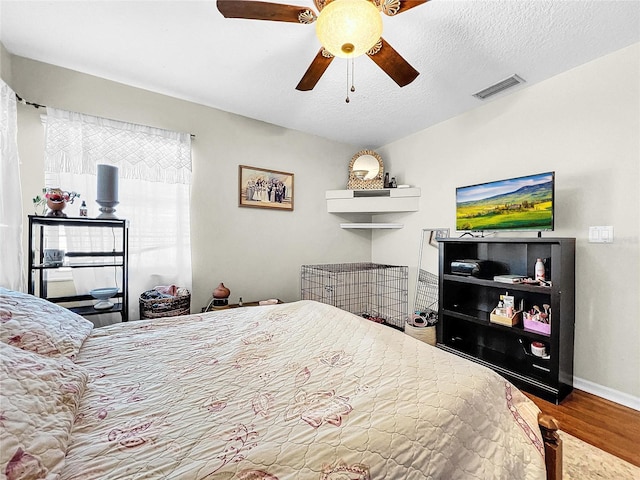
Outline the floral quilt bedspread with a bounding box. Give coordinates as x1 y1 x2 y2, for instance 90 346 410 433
61 300 546 479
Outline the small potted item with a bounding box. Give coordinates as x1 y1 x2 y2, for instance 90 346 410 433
213 283 231 306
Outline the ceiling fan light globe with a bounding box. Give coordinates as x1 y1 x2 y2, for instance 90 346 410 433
316 0 383 58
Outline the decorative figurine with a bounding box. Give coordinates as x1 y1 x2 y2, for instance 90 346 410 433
40 188 80 217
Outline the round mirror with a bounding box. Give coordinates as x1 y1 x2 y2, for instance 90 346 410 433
347 150 384 189
352 155 380 180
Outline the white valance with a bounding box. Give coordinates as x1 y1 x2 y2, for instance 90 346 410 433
43 107 193 323
44 108 192 185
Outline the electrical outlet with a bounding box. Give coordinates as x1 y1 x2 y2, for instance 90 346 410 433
588 226 614 243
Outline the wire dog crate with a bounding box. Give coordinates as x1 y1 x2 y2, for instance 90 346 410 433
414 268 439 324
300 262 408 330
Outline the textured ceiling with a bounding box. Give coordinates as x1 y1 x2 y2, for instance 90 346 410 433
1 0 639 148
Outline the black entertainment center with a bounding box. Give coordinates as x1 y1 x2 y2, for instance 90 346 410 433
437 237 575 404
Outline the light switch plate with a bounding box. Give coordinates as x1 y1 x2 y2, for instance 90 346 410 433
589 226 614 243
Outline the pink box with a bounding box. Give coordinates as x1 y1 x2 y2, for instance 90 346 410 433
523 313 551 336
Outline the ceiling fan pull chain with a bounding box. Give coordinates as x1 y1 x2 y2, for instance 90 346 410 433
345 58 356 103
345 59 350 103
351 57 356 93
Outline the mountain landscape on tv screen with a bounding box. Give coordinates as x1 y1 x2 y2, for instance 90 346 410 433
456 181 553 231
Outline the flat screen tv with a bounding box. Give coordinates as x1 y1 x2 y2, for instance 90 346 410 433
456 171 554 232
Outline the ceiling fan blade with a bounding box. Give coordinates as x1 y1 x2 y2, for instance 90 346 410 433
217 0 316 23
367 38 419 87
296 49 335 91
381 0 430 16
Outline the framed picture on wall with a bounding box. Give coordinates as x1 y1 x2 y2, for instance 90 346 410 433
239 165 294 211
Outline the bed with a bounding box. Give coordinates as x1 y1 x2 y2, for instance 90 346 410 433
0 288 561 480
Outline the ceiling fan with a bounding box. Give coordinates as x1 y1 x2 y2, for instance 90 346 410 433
217 0 428 91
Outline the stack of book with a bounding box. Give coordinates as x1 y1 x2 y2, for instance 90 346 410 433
493 275 526 284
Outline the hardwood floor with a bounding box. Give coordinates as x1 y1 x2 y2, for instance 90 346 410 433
524 389 640 467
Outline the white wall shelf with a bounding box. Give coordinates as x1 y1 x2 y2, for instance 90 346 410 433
340 223 404 229
326 188 420 214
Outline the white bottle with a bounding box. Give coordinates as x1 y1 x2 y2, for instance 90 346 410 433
535 258 545 281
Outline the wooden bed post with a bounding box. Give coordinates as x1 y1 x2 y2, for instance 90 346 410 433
538 414 562 480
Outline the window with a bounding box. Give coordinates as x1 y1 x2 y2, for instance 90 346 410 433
44 108 192 322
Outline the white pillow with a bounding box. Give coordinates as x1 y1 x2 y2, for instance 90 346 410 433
0 342 89 479
0 288 93 361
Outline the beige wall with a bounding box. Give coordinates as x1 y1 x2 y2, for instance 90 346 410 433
4 53 372 315
373 43 640 405
0 43 12 84
4 42 638 406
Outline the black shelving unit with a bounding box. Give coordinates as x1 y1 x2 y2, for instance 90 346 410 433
28 215 129 322
437 237 575 403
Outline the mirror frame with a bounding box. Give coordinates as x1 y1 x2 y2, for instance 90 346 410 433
347 149 384 190
414 228 449 316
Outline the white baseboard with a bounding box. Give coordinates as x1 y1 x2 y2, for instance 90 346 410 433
574 377 640 411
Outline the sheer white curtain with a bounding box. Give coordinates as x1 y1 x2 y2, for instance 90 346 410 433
0 80 26 291
44 108 192 322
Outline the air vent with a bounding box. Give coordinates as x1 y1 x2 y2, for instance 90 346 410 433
472 74 525 100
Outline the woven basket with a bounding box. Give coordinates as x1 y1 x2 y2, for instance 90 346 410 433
405 322 436 346
139 288 191 319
